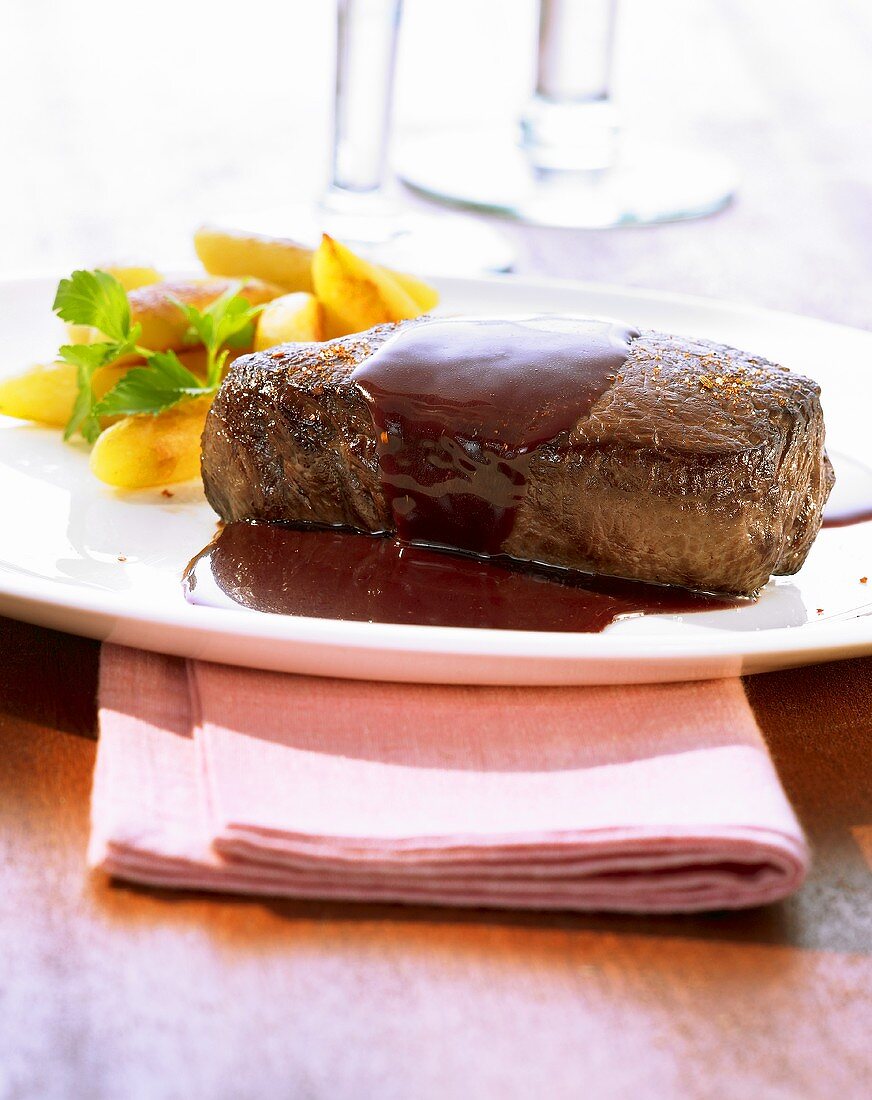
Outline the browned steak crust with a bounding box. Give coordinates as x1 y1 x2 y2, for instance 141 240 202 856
201 321 833 596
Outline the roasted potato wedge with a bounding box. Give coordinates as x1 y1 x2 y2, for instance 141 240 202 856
0 361 148 428
195 226 315 294
67 277 282 355
90 396 211 488
0 362 81 427
128 277 282 353
0 348 214 431
102 265 163 292
195 226 439 318
312 235 425 337
254 292 324 351
388 269 439 313
66 266 164 345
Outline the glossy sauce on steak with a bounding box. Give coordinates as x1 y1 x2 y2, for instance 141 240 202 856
200 316 834 600
352 317 637 555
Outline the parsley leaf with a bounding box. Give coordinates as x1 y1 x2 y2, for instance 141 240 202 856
94 351 209 417
57 342 129 443
172 284 263 386
58 342 123 372
53 269 132 344
52 268 146 441
57 345 115 443
51 268 264 443
55 325 143 441
65 382 101 445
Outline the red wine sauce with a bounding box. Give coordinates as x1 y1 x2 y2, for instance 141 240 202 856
184 523 741 633
351 317 638 555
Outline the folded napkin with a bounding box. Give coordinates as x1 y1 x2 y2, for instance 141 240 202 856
89 644 809 912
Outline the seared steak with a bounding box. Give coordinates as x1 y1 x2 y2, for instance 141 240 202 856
201 320 833 596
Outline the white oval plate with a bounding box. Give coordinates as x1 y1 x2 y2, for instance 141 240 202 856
2 273 871 685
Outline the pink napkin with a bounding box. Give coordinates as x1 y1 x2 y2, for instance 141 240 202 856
88 644 809 912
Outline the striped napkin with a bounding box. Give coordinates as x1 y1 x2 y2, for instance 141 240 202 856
88 645 809 912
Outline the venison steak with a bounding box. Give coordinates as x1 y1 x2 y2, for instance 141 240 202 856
200 318 833 596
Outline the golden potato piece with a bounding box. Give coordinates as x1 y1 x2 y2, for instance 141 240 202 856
0 362 80 427
65 325 99 346
65 267 163 345
388 268 439 313
254 292 324 351
128 277 282 354
195 226 315 293
312 235 424 337
90 397 212 488
102 265 163 292
0 345 221 434
193 225 439 315
0 360 163 428
67 277 282 355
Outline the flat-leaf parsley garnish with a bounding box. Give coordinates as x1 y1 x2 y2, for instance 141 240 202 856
51 269 263 442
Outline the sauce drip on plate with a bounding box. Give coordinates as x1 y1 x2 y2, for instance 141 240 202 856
351 316 638 555
183 523 740 633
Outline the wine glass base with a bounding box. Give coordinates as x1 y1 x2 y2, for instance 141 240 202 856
214 201 515 276
395 129 736 229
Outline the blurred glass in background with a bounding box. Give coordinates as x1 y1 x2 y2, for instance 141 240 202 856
398 0 735 227
241 0 515 274
2 0 871 326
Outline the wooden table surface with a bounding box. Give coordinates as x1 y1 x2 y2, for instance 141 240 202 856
2 3 871 1097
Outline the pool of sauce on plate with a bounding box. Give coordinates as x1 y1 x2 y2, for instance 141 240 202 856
183 523 741 633
822 451 872 528
184 316 745 631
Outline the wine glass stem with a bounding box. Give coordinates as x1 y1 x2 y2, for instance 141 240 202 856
520 0 621 172
325 0 402 213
